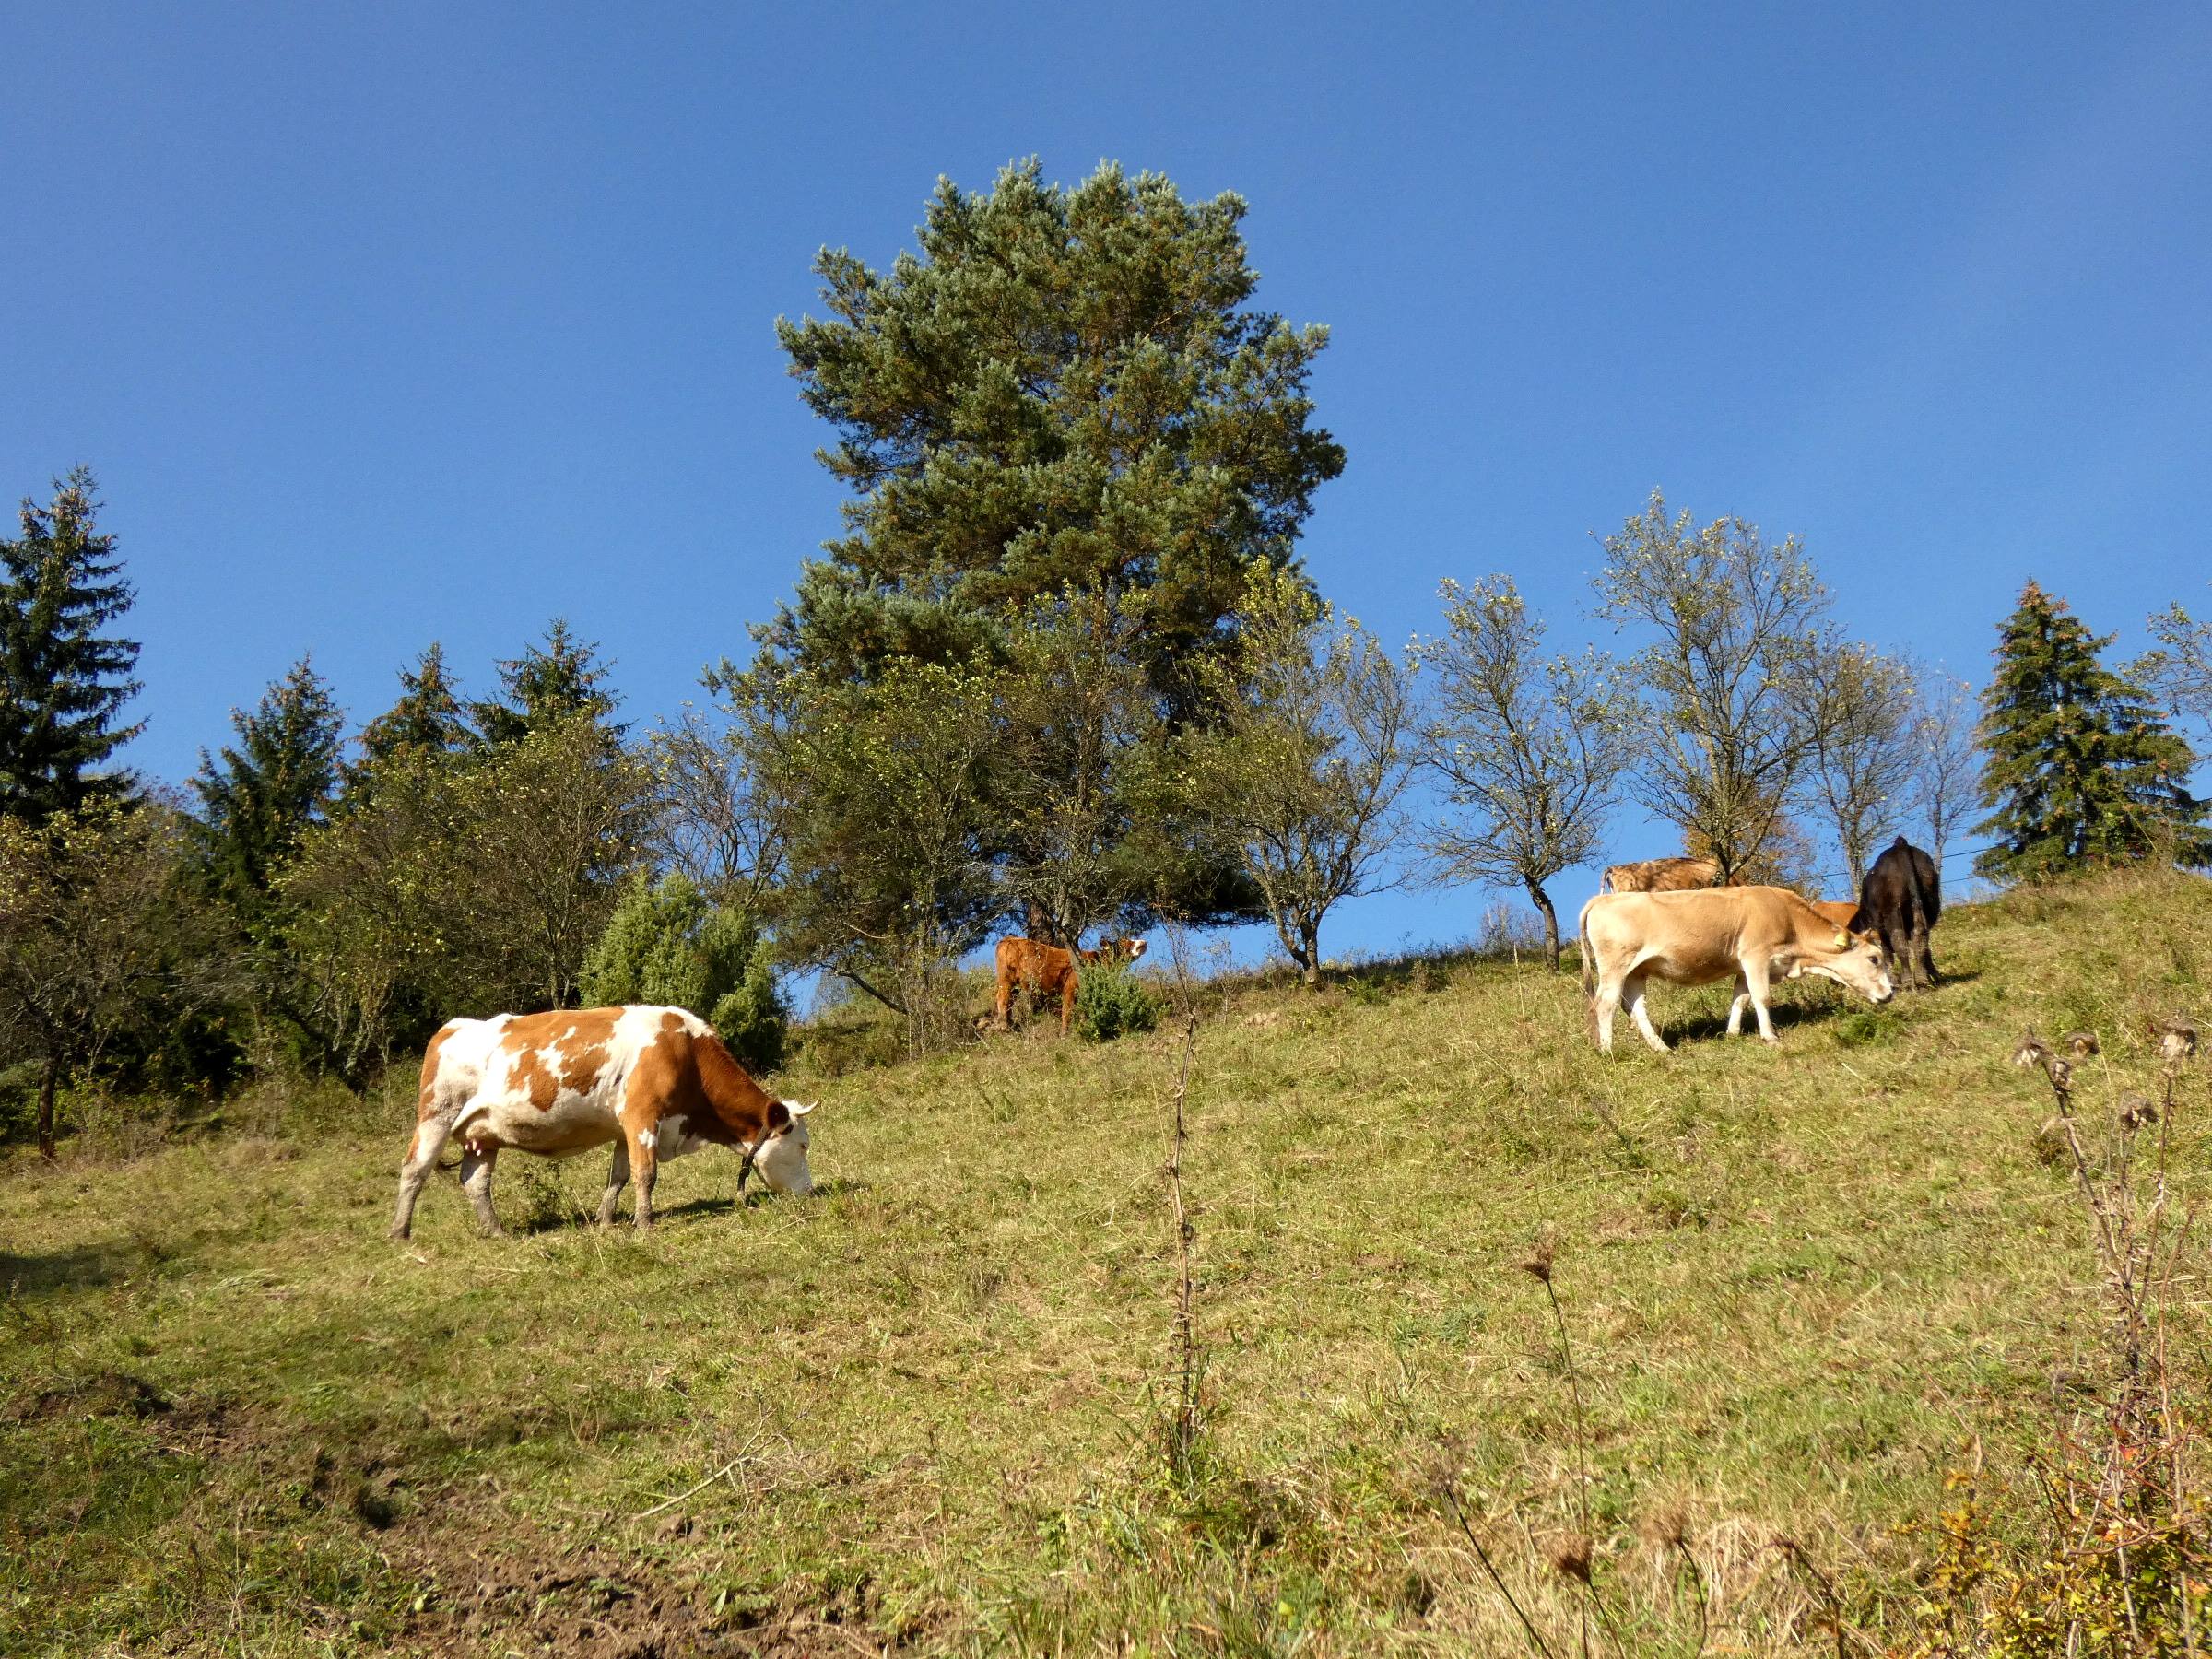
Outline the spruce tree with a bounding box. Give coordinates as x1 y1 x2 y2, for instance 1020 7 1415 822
471 620 622 746
359 642 472 765
191 657 346 918
0 467 144 823
1974 582 2209 881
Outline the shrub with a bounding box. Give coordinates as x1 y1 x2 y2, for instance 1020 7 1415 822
1076 965 1161 1042
580 873 788 1072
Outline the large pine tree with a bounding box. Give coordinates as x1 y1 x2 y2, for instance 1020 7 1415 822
1975 581 2209 881
191 657 346 917
767 159 1344 702
740 161 1344 958
0 467 144 824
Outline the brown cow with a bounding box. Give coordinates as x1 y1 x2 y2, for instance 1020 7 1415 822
1601 855 1725 894
1577 887 1894 1053
992 935 1147 1033
390 1006 816 1238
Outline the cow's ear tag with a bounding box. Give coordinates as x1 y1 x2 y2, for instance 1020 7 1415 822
1832 930 1850 949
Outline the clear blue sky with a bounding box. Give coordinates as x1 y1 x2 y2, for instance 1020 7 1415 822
6 3 2207 966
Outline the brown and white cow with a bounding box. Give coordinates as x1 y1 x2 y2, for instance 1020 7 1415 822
390 1006 816 1238
1577 887 1894 1053
1600 855 1726 894
1080 936 1147 968
991 935 1147 1034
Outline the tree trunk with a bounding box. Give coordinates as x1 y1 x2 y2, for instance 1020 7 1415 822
36 1053 59 1161
1299 921 1322 988
1527 881 1561 971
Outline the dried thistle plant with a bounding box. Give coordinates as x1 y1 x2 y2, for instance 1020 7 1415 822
2150 1017 2197 1062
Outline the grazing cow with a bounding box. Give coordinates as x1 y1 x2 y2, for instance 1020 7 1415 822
1577 886 1895 1053
994 937 1080 1033
391 1006 815 1239
992 935 1147 1034
1602 855 1725 894
1858 836 1941 990
1079 936 1148 967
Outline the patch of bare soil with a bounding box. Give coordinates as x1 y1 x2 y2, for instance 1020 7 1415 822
387 1500 951 1657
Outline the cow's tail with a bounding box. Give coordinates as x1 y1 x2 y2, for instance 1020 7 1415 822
1576 896 1598 998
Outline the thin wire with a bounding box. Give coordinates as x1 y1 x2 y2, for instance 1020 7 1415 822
1798 840 1998 892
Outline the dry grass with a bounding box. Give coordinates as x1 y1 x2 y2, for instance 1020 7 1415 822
3 868 2210 1654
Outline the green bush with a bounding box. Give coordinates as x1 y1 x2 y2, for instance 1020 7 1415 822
580 873 788 1072
1075 965 1161 1042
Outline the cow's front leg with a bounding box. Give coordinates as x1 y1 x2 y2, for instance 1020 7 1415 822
458 1142 505 1236
1624 971 1669 1053
597 1139 630 1226
626 1124 660 1230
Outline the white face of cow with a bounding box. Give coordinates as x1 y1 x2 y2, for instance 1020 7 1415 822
1124 938 1147 962
752 1100 816 1196
1794 934 1896 1005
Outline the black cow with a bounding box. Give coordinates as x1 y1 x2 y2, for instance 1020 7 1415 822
1858 836 1941 990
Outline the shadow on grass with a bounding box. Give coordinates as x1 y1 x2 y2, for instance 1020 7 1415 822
0 1241 143 1297
1650 997 1828 1047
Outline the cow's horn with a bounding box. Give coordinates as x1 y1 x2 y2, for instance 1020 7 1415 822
785 1099 817 1117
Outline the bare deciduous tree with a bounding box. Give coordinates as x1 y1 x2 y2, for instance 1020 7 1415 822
1794 641 1918 888
1188 571 1415 986
1594 491 1830 884
1413 576 1634 969
2136 594 2212 724
1908 669 1981 869
647 701 785 915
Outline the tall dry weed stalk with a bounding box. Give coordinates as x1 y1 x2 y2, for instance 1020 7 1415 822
1159 1011 1206 1490
1430 1242 1712 1657
1150 915 1210 1490
1900 1031 2209 1655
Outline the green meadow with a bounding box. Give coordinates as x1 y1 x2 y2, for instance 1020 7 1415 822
5 869 2208 1655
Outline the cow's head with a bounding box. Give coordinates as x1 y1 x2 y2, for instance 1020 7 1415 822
752 1100 817 1195
1790 929 1895 1005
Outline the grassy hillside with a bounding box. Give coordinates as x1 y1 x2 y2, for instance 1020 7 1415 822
4 872 2208 1655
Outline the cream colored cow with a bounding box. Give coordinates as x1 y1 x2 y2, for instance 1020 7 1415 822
1577 887 1894 1053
